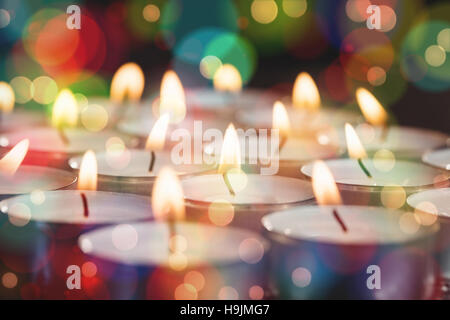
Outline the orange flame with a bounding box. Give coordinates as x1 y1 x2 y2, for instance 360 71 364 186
213 64 242 93
312 160 342 205
0 82 15 113
345 123 367 159
52 89 78 128
110 63 145 103
78 150 97 191
152 166 185 221
272 101 291 138
159 70 186 124
0 139 29 176
356 88 388 126
146 114 170 151
293 72 321 111
217 123 241 174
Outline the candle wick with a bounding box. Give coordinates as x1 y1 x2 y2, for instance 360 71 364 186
222 172 236 196
58 126 70 145
80 192 89 218
148 150 156 172
332 208 348 233
357 158 372 178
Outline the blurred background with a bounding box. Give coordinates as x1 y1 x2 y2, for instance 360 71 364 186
0 0 449 133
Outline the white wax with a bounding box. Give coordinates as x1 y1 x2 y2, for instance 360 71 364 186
0 165 76 195
182 173 313 205
302 159 449 187
1 109 46 131
69 149 213 178
1 190 152 224
325 126 448 156
236 107 362 136
262 205 434 245
422 148 450 171
407 188 450 218
0 127 138 154
79 222 268 267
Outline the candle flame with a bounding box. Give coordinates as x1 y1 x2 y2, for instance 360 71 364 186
52 89 78 128
293 72 321 111
78 150 97 191
218 123 241 174
152 166 185 221
312 160 342 206
110 62 145 103
159 70 186 124
0 139 29 176
146 113 170 151
0 82 14 113
345 123 367 159
356 88 388 126
213 64 242 93
272 101 291 138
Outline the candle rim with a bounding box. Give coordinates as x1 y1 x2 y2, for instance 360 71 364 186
407 187 450 219
422 147 450 171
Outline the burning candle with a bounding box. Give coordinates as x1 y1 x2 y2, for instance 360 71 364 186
0 88 138 168
422 148 450 171
0 82 46 132
322 88 448 159
0 152 152 299
183 123 314 232
236 72 362 138
263 161 439 299
68 114 212 194
0 139 76 200
407 187 450 295
301 124 450 206
78 167 269 299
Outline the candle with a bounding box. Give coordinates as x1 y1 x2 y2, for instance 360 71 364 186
407 187 450 297
301 124 450 205
78 167 269 300
263 161 439 299
0 152 152 299
236 72 362 138
183 124 314 232
0 139 76 200
422 148 450 171
68 114 213 194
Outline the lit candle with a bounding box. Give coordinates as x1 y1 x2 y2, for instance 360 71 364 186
0 82 46 132
407 187 450 296
422 148 450 171
0 152 152 299
301 124 450 205
236 72 362 138
68 114 212 194
78 167 269 299
183 123 314 232
0 139 76 200
0 88 138 168
263 161 438 299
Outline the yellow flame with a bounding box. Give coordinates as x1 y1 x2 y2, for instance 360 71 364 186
0 139 29 176
218 123 241 174
78 150 97 191
345 123 367 159
0 82 14 113
52 89 78 128
292 72 321 111
272 101 291 138
213 64 242 93
152 166 185 221
110 62 145 103
355 88 388 126
312 160 342 206
146 113 170 151
159 70 186 124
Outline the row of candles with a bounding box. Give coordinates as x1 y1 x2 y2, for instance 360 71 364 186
0 62 448 300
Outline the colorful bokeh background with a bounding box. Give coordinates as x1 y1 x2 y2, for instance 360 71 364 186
0 0 449 133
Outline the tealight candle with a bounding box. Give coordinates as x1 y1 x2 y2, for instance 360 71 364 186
263 161 439 300
407 188 450 289
183 124 314 232
0 152 153 299
422 148 450 171
302 124 450 205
